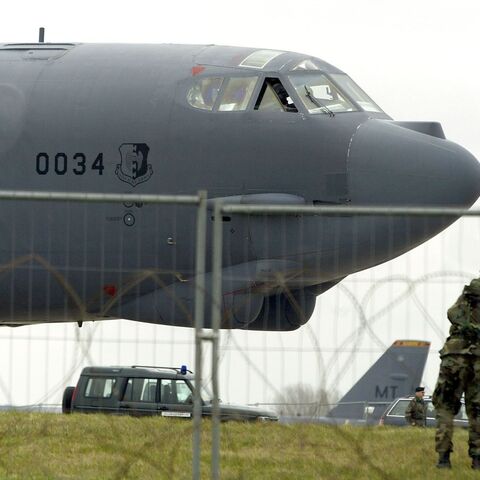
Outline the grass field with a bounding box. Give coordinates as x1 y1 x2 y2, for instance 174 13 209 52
0 412 477 479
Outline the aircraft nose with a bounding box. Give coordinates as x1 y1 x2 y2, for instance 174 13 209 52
348 119 480 208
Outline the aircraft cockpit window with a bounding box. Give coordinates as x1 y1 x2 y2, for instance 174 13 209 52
288 73 357 114
292 59 321 70
239 50 284 69
254 78 298 112
256 84 283 112
330 74 383 113
187 77 223 110
218 77 257 111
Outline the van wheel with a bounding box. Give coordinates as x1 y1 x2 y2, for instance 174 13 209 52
62 386 75 414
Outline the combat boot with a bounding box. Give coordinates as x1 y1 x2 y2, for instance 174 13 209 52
472 456 480 470
436 451 451 469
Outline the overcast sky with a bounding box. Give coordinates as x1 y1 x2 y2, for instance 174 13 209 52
0 1 479 406
2 0 479 155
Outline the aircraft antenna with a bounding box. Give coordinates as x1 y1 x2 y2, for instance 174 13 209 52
38 27 45 43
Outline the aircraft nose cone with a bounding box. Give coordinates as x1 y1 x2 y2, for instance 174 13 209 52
348 119 480 208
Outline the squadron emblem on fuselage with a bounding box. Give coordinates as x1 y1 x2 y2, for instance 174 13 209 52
116 143 153 187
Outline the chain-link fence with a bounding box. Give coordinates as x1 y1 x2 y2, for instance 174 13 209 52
0 191 479 478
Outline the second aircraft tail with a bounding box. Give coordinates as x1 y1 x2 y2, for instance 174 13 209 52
328 339 430 421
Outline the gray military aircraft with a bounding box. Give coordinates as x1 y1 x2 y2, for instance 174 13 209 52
0 42 479 330
327 339 430 424
280 339 430 425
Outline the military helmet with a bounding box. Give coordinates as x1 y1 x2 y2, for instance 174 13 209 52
464 278 480 297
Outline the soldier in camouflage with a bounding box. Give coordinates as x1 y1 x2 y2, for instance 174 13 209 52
432 277 480 470
405 386 426 426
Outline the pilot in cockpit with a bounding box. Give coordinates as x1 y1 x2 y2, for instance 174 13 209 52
271 81 297 112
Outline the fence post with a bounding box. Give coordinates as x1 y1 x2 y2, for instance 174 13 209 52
211 200 223 480
193 191 207 480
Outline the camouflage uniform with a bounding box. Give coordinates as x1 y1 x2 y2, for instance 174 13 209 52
405 396 426 426
432 278 480 460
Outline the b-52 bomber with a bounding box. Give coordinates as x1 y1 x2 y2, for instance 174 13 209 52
0 42 478 330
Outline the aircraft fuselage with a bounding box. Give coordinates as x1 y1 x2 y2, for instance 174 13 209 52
0 43 478 329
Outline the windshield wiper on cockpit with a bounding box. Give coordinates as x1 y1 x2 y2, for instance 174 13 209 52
304 85 335 117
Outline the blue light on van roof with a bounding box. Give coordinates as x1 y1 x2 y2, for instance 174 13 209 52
180 365 187 375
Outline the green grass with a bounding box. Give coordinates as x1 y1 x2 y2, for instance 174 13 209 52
0 412 476 479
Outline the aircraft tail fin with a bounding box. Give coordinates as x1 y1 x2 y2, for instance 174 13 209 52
328 339 430 420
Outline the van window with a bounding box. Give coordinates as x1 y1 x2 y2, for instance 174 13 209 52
160 379 193 404
84 377 116 399
388 399 409 416
123 378 158 402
